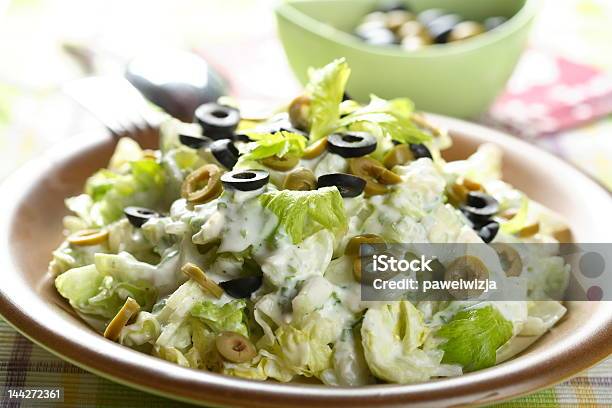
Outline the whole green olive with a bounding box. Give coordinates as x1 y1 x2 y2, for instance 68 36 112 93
181 164 223 205
401 32 433 51
386 10 416 32
345 234 386 257
448 21 486 42
288 95 311 131
283 167 317 191
398 20 427 38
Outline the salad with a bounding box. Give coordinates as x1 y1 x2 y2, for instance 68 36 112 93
49 59 571 385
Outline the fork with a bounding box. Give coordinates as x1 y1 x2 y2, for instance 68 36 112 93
63 76 165 141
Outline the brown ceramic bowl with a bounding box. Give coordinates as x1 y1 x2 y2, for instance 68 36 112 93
0 115 610 407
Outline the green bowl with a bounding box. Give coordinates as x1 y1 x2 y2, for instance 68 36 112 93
275 0 540 118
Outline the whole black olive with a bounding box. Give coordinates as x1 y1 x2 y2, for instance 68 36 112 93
417 8 446 26
194 103 240 140
317 173 366 198
221 169 270 192
484 16 508 31
179 133 210 149
427 13 462 43
219 276 263 299
359 27 397 46
377 0 410 13
210 139 239 169
477 221 499 243
409 143 432 159
124 206 159 228
327 132 377 158
461 191 500 225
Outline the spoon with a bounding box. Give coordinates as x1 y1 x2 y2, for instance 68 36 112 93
125 50 228 123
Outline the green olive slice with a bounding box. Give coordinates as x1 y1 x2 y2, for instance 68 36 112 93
288 95 311 131
261 155 299 171
349 157 402 196
553 227 572 243
383 144 415 169
444 255 489 299
490 243 523 277
68 229 109 246
215 331 257 363
181 164 223 205
446 182 469 207
302 137 328 160
345 234 385 257
103 297 140 341
181 263 224 298
517 222 540 238
283 167 316 191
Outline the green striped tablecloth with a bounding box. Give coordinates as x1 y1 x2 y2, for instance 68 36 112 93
0 318 609 407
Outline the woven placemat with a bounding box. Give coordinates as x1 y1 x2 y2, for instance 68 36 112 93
1 319 610 407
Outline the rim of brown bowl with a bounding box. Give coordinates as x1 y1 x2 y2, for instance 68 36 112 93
0 115 610 408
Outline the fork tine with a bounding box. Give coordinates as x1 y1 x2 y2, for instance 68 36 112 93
63 76 162 139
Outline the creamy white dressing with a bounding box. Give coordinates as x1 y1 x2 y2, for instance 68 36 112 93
313 152 348 178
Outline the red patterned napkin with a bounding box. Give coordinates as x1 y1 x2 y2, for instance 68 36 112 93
488 48 612 138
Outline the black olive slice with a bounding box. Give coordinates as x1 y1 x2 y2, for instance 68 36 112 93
210 139 239 169
219 275 263 299
427 13 462 43
317 173 366 198
477 221 499 243
409 143 432 159
464 192 499 216
179 133 210 149
461 191 499 226
124 206 159 228
221 169 269 191
327 132 377 158
194 103 240 140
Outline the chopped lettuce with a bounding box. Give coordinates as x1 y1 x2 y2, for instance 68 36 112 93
94 251 183 296
437 305 513 372
337 95 431 145
186 319 224 371
119 311 161 348
191 300 248 336
82 159 166 226
239 131 307 161
321 329 375 386
306 58 351 141
108 137 145 173
161 145 206 202
500 195 529 234
259 187 347 244
361 301 450 383
49 241 107 276
55 264 157 320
